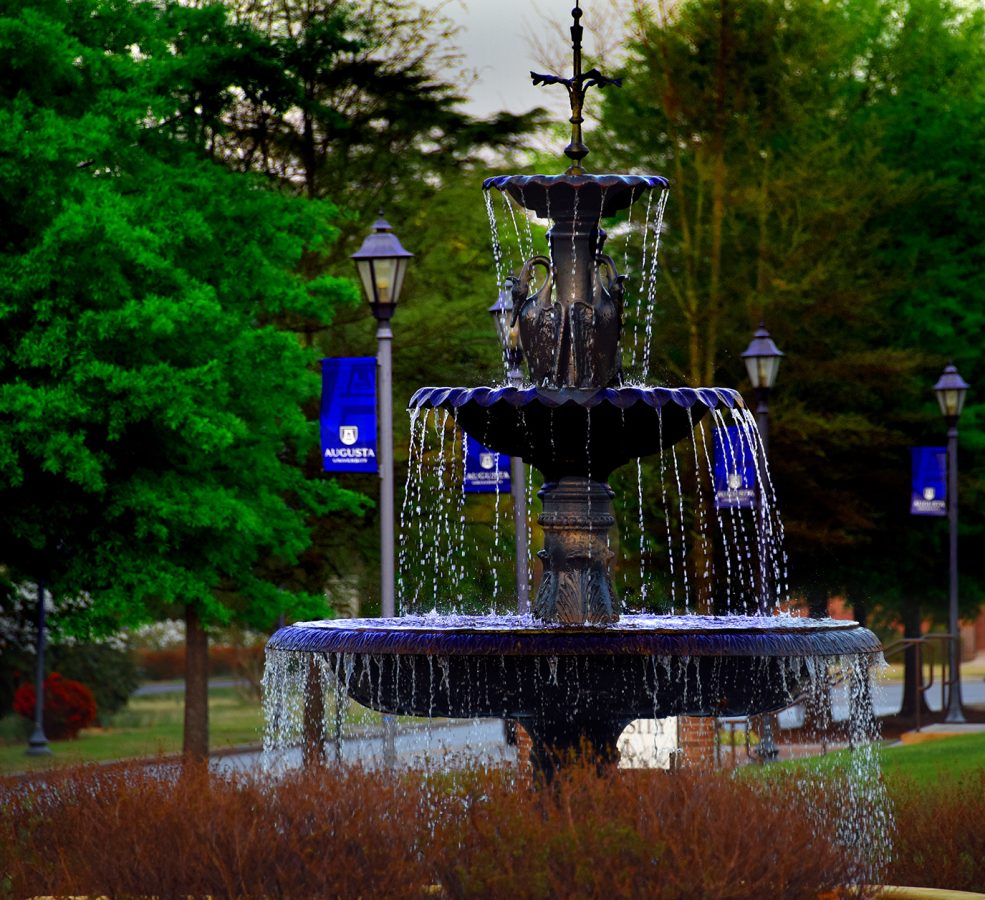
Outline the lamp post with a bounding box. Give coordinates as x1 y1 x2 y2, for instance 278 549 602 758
26 580 51 756
933 362 970 724
741 322 784 761
352 213 412 768
741 323 784 458
488 279 530 613
351 213 413 620
741 322 784 610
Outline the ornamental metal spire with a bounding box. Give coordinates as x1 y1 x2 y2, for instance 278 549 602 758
530 1 622 175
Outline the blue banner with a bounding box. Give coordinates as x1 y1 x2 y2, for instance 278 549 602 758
321 357 377 473
911 446 946 516
463 436 510 494
713 426 757 509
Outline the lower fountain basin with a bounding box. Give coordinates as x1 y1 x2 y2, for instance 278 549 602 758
409 386 744 481
268 614 881 721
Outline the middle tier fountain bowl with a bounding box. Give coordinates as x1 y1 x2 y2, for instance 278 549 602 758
268 614 880 771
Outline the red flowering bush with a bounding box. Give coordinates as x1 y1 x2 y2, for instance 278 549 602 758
13 672 97 740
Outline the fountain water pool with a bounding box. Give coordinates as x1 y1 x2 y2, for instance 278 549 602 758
268 613 879 770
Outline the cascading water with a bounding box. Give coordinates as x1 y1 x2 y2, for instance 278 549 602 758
264 1 891 883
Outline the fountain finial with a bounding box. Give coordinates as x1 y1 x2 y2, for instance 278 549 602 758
530 1 622 176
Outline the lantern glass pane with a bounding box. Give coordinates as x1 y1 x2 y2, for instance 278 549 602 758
744 356 761 388
390 257 408 307
762 355 781 388
356 259 377 305
372 257 399 305
493 310 510 349
936 388 966 418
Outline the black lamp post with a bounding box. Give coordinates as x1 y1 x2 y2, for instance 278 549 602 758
352 212 412 768
741 323 784 457
933 362 970 724
26 580 52 756
742 322 784 761
351 213 413 620
488 280 530 613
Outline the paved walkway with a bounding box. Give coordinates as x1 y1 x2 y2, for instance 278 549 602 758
218 718 515 775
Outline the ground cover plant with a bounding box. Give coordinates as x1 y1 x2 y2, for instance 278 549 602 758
754 735 985 892
887 770 985 893
0 759 915 899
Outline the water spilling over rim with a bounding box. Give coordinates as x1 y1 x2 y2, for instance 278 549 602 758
482 173 669 219
409 385 743 412
269 614 881 659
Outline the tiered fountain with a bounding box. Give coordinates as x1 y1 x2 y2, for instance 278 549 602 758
268 4 881 777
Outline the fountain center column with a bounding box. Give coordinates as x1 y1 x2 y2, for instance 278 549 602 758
534 476 620 624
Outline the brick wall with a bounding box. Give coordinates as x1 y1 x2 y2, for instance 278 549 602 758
678 716 718 768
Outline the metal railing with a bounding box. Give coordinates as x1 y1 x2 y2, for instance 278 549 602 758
878 632 954 732
713 634 958 765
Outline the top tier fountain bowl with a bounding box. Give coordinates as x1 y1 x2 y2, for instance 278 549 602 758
268 5 881 774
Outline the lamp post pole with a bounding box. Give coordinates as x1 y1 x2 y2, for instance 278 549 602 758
377 315 396 618
741 323 784 762
741 323 784 615
934 362 970 724
489 280 530 613
352 213 413 764
26 580 51 756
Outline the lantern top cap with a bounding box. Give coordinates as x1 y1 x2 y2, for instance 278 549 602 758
488 280 514 315
741 322 784 360
351 211 414 261
933 362 970 394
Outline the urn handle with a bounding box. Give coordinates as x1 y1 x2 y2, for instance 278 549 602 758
511 255 553 327
594 253 626 320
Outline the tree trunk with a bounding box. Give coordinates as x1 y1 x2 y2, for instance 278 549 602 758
898 598 932 719
183 603 209 763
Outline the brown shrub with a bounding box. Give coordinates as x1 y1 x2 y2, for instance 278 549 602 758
135 646 186 680
432 766 860 899
886 771 985 893
0 761 870 899
0 763 433 898
135 644 264 683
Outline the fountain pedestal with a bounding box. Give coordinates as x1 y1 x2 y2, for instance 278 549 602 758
535 477 619 624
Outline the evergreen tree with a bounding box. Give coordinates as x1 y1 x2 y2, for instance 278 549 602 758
0 0 366 757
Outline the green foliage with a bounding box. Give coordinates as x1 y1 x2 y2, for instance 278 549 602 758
0 0 367 631
595 0 985 617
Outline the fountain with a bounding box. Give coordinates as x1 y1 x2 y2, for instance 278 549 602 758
267 3 881 778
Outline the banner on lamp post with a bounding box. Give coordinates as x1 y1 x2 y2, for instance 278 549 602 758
321 357 378 473
713 425 757 509
463 435 511 494
910 446 946 516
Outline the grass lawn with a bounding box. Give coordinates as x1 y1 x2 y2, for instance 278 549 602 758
879 731 985 784
0 684 423 776
0 686 263 776
756 731 985 787
877 653 985 683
